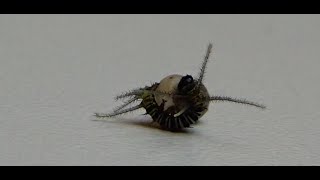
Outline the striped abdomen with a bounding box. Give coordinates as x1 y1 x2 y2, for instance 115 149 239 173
141 85 209 130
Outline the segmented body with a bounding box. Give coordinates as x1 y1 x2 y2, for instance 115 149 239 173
94 44 265 131
141 81 210 130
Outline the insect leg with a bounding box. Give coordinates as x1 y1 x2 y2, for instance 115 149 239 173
141 89 188 99
196 43 213 87
114 88 145 100
210 96 266 109
113 96 139 112
94 104 143 118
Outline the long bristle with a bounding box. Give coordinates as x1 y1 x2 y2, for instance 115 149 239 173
94 104 142 118
210 96 266 109
114 88 144 100
113 97 139 112
197 43 213 87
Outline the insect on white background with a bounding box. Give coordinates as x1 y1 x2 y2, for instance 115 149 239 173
1 15 320 165
94 43 266 131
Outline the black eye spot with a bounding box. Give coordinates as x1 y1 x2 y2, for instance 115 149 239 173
178 75 195 94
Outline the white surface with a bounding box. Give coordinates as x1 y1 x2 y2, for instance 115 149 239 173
1 15 320 165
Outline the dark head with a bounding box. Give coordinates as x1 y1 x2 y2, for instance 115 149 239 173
178 75 196 94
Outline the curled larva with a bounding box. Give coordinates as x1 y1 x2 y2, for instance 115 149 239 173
94 43 266 131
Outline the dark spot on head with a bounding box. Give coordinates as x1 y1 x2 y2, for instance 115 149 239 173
178 75 196 94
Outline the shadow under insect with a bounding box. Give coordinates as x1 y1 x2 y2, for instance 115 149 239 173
93 116 192 133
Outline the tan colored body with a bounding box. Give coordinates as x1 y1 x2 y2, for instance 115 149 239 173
154 74 210 119
154 74 183 111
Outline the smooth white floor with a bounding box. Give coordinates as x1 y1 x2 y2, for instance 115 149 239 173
1 15 320 165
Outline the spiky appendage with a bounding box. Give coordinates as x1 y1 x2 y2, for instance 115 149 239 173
194 43 266 110
196 43 213 88
117 88 186 102
94 83 181 119
210 96 266 109
113 96 139 113
114 82 159 101
94 104 143 118
114 87 145 101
